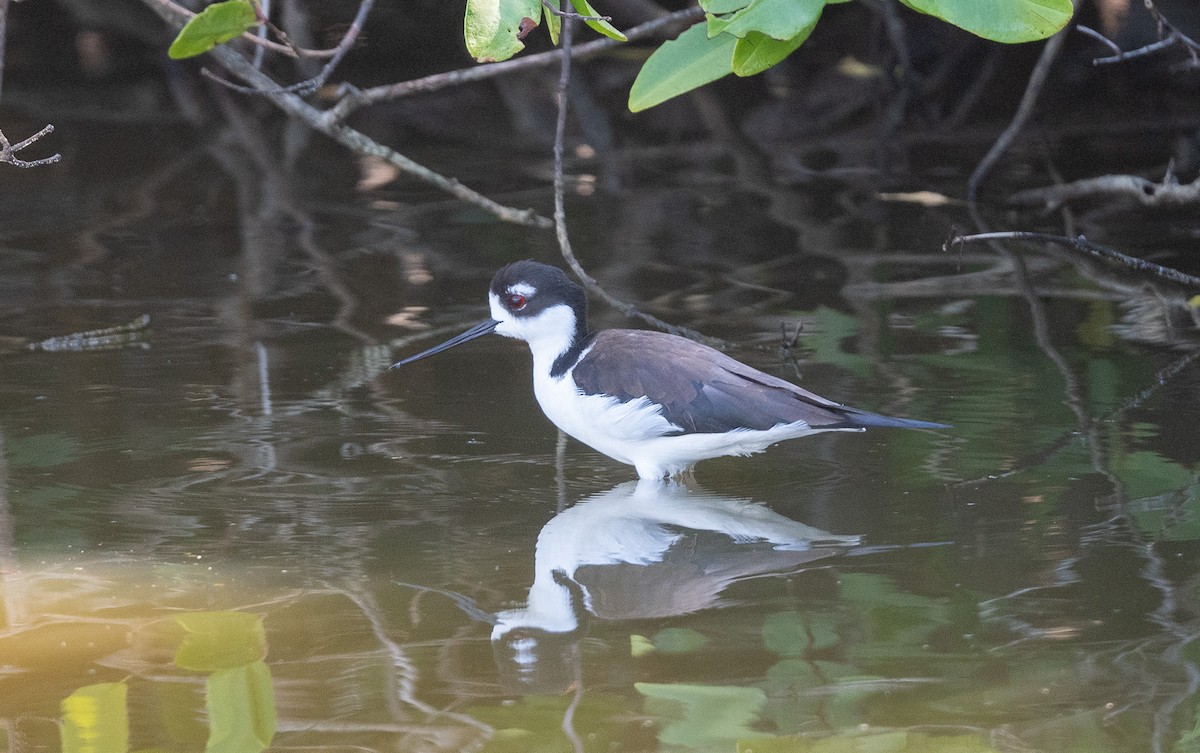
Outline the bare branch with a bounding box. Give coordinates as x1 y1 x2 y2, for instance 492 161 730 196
323 7 705 124
946 230 1200 289
968 7 1075 202
1009 173 1200 209
549 10 726 348
1075 24 1122 55
1080 0 1200 66
141 0 550 228
542 0 611 22
0 125 62 168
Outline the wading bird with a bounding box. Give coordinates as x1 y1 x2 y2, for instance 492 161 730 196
394 261 947 479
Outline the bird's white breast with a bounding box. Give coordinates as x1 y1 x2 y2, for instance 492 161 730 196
533 356 682 467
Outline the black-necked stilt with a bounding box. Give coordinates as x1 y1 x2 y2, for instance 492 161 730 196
393 260 948 479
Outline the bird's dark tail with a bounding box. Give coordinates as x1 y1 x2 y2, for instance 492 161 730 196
840 407 950 431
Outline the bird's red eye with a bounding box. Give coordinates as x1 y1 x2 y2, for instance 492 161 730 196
507 293 527 310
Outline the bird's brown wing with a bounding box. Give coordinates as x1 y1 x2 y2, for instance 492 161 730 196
570 330 856 435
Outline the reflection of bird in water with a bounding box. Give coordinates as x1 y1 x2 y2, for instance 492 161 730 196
489 480 859 693
393 261 948 479
492 480 858 636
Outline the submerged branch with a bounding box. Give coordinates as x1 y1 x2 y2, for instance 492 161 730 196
946 231 1200 289
1009 173 1200 209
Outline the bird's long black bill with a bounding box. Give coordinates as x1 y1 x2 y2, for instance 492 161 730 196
391 319 500 368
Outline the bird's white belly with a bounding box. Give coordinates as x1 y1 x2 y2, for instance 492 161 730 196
532 371 845 478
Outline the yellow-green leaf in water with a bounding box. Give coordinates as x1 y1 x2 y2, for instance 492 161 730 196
61 682 129 753
652 626 710 653
175 611 267 671
1187 295 1200 309
631 633 656 657
168 1 257 59
637 682 766 748
205 661 276 753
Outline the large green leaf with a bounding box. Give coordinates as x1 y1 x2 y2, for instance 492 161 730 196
733 27 812 76
464 0 542 62
701 0 753 13
175 612 267 672
637 683 766 748
707 0 824 40
898 0 1073 43
61 682 129 753
205 662 276 753
628 23 737 112
168 1 257 60
569 0 628 41
763 611 839 657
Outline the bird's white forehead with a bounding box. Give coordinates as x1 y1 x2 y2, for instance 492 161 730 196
507 282 537 297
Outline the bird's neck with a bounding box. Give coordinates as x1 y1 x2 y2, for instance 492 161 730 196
524 306 592 379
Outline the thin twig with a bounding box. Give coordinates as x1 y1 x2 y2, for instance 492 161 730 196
0 125 62 168
1075 24 1122 55
205 0 374 96
946 230 1200 289
967 7 1075 203
143 0 339 58
542 0 610 22
549 9 725 348
323 7 704 124
1084 0 1200 67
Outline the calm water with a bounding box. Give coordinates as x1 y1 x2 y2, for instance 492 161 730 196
1 117 1199 753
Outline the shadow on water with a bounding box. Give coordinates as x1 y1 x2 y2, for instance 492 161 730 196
0 54 1199 753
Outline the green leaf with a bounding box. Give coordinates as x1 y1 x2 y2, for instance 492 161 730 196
61 682 129 753
464 0 542 62
898 0 1073 43
797 306 872 377
168 1 257 60
763 611 839 656
701 0 753 13
175 612 267 672
568 0 628 41
629 23 737 112
707 0 824 40
733 28 812 76
205 662 276 753
542 3 561 45
652 627 711 654
637 683 766 748
631 633 656 657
